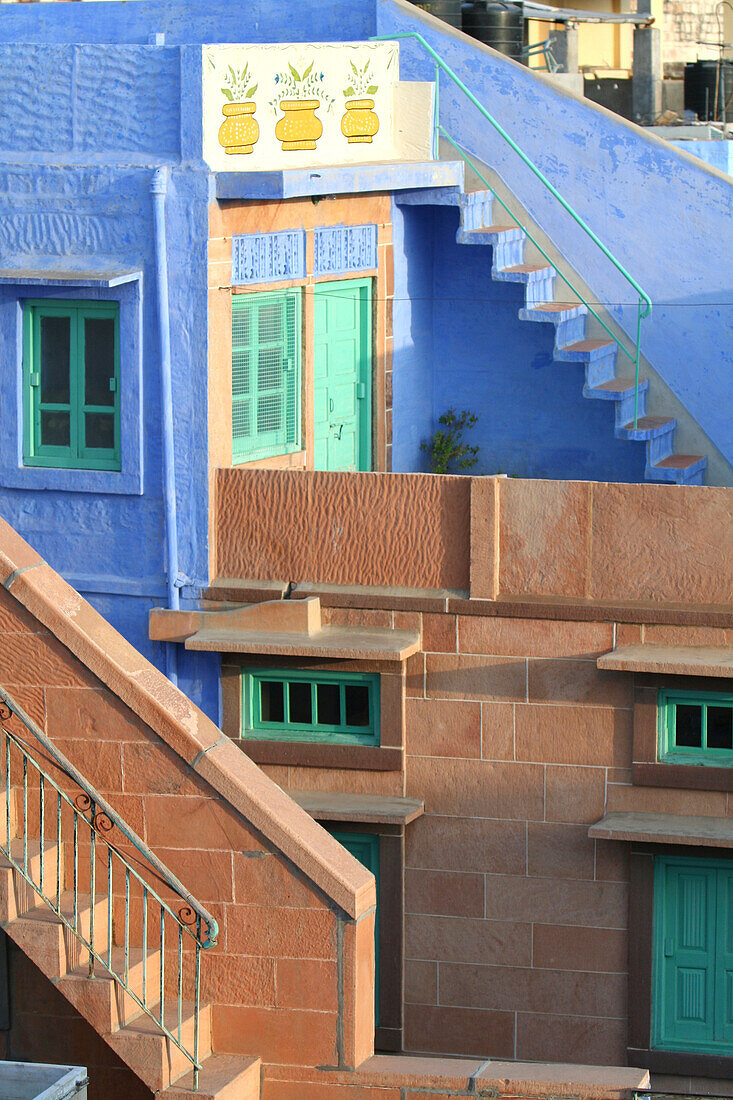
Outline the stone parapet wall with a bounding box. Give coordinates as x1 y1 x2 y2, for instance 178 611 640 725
215 469 733 609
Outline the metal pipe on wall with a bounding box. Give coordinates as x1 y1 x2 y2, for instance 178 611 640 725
151 166 180 685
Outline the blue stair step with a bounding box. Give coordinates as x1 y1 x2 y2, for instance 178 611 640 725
519 301 587 322
494 263 556 282
618 414 676 442
447 183 708 486
584 377 649 401
457 225 522 245
648 454 708 485
555 338 617 363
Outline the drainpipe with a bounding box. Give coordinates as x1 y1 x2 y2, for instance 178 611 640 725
151 166 179 686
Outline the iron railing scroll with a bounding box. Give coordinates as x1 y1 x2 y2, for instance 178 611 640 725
0 684 218 1091
372 31 652 427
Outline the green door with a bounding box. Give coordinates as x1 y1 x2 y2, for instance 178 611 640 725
313 279 372 472
331 831 379 1026
653 857 733 1053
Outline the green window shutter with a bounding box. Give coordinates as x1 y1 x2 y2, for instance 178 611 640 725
23 300 120 472
232 290 301 463
330 831 380 1026
714 868 733 1045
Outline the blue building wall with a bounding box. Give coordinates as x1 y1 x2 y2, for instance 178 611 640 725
0 0 375 46
377 0 733 471
0 39 220 719
431 207 647 481
392 203 649 480
669 141 733 178
390 201 436 471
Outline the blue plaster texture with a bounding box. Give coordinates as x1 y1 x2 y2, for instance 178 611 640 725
0 39 211 696
427 206 648 480
0 0 375 46
669 141 733 178
377 0 733 470
391 200 435 471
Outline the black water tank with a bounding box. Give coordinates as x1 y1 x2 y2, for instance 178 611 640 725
462 0 524 61
406 0 462 27
684 60 733 121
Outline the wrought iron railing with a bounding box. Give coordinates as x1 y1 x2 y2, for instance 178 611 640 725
0 684 218 1091
372 31 652 427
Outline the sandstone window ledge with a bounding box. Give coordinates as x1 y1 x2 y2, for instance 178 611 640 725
589 811 733 849
598 643 733 679
289 791 423 825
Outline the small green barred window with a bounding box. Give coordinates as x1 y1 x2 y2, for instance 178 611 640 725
659 690 733 763
241 669 379 745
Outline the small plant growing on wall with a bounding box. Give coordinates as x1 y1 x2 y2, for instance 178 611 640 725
421 409 480 474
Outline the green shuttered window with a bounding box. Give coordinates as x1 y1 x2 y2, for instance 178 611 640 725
23 300 120 471
232 290 301 463
241 669 379 746
659 690 733 764
653 857 733 1054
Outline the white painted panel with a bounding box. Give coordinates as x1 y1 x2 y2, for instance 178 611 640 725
203 42 405 171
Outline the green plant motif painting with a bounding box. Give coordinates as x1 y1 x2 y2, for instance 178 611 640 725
421 409 480 474
221 62 258 103
218 61 260 155
269 61 336 115
343 59 379 99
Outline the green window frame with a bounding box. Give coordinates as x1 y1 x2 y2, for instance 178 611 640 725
241 669 380 746
232 289 301 463
652 855 733 1055
330 831 380 1026
23 300 120 471
658 690 733 765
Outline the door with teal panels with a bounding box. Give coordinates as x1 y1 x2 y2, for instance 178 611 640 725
331 831 379 1026
313 279 372 472
653 856 733 1053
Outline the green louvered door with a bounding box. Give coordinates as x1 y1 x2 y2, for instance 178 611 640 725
653 857 733 1054
232 290 301 463
313 279 371 472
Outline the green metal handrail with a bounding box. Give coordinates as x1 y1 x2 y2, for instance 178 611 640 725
372 30 652 426
0 684 218 1091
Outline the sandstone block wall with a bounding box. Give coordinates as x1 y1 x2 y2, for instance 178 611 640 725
0 567 374 1081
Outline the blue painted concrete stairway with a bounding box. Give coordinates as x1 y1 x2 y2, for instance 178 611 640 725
398 187 707 485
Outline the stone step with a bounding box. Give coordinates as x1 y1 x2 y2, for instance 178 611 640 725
648 453 708 485
619 414 676 441
162 1054 261 1100
3 890 109 980
556 337 618 362
0 840 64 921
107 998 213 1093
57 945 162 1033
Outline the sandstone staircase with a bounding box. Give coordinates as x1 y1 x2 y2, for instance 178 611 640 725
0 691 260 1100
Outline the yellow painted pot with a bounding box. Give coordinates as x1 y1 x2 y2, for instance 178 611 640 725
341 98 379 143
275 100 323 151
218 101 259 155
